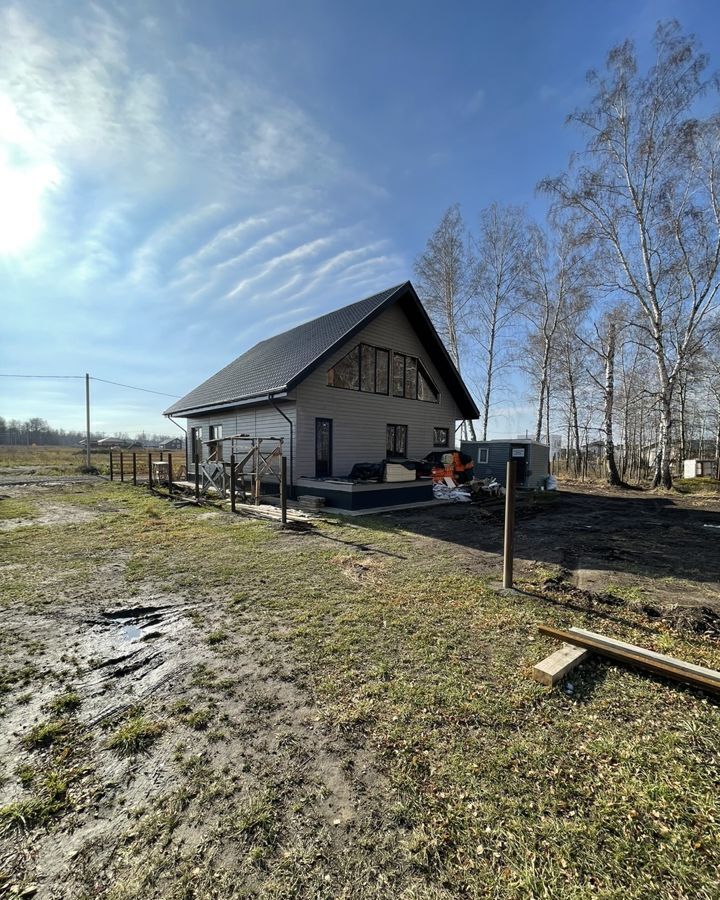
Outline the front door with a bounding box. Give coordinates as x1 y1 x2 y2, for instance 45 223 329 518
315 418 332 478
510 444 528 485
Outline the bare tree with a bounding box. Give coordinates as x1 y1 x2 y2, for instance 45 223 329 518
578 310 626 485
542 22 720 487
522 221 587 442
414 204 478 438
555 294 592 477
470 203 527 439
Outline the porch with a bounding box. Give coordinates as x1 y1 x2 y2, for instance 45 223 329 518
295 476 434 511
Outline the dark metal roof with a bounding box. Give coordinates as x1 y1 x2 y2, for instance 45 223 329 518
164 281 479 419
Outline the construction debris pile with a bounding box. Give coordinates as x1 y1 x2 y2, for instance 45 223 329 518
430 451 504 503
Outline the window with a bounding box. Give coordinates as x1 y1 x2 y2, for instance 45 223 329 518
328 344 438 402
478 447 489 464
375 349 389 394
386 424 408 458
316 418 332 477
417 365 439 402
360 344 375 392
392 352 439 402
433 427 449 447
208 424 223 462
328 345 360 389
328 343 391 395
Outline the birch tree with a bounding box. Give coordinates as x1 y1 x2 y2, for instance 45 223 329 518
471 203 527 439
578 310 625 485
522 221 587 443
542 22 720 487
414 204 478 438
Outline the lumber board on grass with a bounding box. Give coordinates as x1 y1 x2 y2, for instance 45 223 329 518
568 627 720 685
539 625 720 695
533 643 590 687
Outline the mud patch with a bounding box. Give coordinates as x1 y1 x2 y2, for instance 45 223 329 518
0 501 99 531
0 578 393 899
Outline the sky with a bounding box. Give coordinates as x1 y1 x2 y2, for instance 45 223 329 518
1 0 718 438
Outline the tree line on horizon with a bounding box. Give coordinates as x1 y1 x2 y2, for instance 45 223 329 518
0 416 176 448
414 21 720 489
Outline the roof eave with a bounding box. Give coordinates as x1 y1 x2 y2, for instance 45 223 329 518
164 389 289 418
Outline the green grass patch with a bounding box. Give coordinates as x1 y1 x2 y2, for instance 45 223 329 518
206 630 228 646
0 497 38 521
108 716 165 756
49 691 82 714
23 719 68 750
674 476 720 494
0 769 70 832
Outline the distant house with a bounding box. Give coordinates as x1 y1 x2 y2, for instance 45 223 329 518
164 281 478 509
97 437 143 449
159 437 183 451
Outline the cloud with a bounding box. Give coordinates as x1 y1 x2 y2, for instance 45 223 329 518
538 84 558 103
0 0 408 433
461 88 486 117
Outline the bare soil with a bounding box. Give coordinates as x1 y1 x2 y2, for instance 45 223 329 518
384 483 720 633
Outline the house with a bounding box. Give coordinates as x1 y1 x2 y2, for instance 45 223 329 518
163 282 479 509
159 437 184 451
461 439 550 489
97 437 143 450
683 458 718 479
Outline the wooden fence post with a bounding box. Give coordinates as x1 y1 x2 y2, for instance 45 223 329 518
168 453 173 495
148 452 152 488
132 452 137 486
280 455 287 525
230 453 236 513
109 451 114 481
194 454 200 501
120 452 124 483
254 446 261 506
503 460 516 589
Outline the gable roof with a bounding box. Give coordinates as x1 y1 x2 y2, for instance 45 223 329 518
164 281 479 419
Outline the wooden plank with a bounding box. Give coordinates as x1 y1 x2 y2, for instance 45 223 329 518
533 643 590 687
568 627 720 685
538 625 720 695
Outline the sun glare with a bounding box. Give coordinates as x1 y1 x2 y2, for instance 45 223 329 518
0 97 60 256
0 152 59 255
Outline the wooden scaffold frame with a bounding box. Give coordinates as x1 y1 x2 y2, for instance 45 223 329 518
198 434 287 522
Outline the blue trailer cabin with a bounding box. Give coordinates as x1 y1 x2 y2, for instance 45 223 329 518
460 439 550 489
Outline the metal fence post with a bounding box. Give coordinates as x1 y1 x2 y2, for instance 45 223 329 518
168 453 173 495
120 452 124 483
194 454 200 501
230 453 236 513
109 451 114 481
148 452 153 488
280 455 287 525
132 452 137 486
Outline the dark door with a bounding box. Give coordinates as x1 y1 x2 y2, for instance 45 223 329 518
509 444 528 485
315 418 332 478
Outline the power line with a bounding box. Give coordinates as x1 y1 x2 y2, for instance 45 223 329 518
90 377 179 399
0 373 179 399
0 374 84 379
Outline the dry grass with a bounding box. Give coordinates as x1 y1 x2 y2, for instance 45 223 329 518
1 450 719 898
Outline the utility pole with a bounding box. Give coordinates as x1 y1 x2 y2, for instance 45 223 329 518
85 373 91 468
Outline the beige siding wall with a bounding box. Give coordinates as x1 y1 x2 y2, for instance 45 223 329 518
185 402 296 469
294 304 463 479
